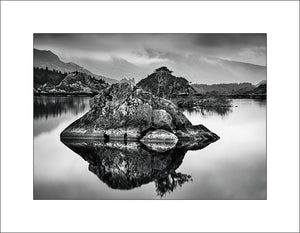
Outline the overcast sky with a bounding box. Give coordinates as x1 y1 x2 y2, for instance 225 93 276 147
34 33 266 84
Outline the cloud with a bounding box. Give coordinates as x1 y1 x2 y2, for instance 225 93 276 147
193 33 266 47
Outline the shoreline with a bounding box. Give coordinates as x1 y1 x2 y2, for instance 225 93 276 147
34 92 95 97
34 93 267 100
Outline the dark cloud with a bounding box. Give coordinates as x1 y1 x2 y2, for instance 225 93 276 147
193 33 266 48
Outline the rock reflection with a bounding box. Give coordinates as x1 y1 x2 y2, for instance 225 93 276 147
60 138 212 197
155 172 192 197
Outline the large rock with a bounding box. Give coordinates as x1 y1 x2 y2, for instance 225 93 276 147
141 129 178 142
152 109 174 131
141 129 178 152
61 82 219 147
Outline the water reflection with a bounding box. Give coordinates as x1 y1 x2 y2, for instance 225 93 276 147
34 96 90 137
253 99 267 108
34 96 89 119
183 106 233 117
60 139 211 197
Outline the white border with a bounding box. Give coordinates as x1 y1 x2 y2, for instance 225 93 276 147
1 1 299 232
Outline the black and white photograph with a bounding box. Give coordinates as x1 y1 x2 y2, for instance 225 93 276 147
1 1 299 232
33 33 267 200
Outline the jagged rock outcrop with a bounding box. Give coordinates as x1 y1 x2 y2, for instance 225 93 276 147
61 82 219 149
136 66 196 99
35 71 108 95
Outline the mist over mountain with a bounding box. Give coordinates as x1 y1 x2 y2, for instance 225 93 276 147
34 49 118 84
65 54 266 84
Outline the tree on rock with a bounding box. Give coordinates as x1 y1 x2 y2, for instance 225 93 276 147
154 67 173 97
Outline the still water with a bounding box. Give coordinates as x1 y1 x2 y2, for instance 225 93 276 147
34 96 266 200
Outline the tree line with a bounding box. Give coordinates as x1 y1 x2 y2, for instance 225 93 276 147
34 67 69 86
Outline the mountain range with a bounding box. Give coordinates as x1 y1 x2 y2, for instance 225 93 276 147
34 49 118 84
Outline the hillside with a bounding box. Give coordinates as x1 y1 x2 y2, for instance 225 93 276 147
34 49 118 84
192 82 255 95
35 71 108 96
137 67 195 99
255 80 266 87
245 83 266 95
34 67 68 87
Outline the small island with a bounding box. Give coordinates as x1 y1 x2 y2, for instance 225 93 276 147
60 82 220 151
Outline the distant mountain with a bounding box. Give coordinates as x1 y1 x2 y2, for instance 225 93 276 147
202 58 267 84
34 49 118 84
35 71 108 95
191 81 267 97
192 82 255 95
255 80 266 87
245 82 266 95
137 66 195 99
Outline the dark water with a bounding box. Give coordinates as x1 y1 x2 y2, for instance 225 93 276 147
34 96 266 200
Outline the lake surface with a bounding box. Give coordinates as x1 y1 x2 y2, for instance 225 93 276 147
34 96 266 200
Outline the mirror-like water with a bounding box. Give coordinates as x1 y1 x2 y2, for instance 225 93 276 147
34 96 266 199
